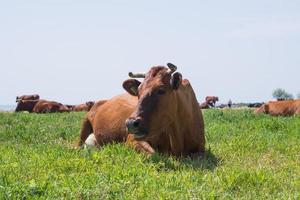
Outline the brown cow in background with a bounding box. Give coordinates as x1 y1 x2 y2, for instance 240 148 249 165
205 96 219 107
255 99 300 116
79 63 205 157
16 94 40 102
33 100 70 113
73 101 95 112
15 99 69 113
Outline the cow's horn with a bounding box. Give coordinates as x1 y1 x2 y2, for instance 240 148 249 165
167 63 177 74
128 72 146 78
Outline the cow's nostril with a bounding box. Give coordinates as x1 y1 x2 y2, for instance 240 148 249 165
133 120 139 127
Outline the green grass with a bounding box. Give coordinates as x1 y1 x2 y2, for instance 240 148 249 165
0 110 299 199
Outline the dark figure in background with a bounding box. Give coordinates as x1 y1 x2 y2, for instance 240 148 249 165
228 99 232 108
248 102 264 108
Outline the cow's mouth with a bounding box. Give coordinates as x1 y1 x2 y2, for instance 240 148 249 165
129 128 148 139
133 132 147 139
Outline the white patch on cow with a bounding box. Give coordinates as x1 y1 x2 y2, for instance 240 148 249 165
84 133 97 149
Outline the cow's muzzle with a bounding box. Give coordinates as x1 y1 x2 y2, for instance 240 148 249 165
125 117 147 138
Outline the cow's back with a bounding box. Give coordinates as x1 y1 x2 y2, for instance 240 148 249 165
90 94 137 144
268 100 300 116
32 100 47 113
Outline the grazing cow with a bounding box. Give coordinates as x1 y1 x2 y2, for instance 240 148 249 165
15 100 39 112
205 96 219 107
73 101 96 112
254 99 300 116
16 94 40 102
33 100 70 113
78 63 205 157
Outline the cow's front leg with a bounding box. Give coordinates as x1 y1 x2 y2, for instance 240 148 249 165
134 141 155 155
126 134 155 155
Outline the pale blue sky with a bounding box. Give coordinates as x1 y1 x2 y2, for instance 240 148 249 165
1 0 299 105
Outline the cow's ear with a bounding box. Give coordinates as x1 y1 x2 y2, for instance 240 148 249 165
123 79 141 96
171 72 182 90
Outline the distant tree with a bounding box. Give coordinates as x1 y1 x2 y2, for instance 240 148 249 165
297 92 300 99
272 88 293 101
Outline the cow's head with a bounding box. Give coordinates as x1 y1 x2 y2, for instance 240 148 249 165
85 101 95 111
15 100 24 111
254 103 269 114
123 63 182 139
15 100 38 112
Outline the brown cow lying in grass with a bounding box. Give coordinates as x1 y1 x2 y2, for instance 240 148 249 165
33 100 69 113
255 99 300 116
73 101 96 112
15 99 69 113
79 63 205 157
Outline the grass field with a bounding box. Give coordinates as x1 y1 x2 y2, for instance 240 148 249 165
0 110 299 199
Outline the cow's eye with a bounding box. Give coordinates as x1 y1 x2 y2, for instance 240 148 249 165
157 89 166 95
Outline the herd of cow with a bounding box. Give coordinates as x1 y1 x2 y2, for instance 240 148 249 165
12 63 300 157
15 95 95 113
